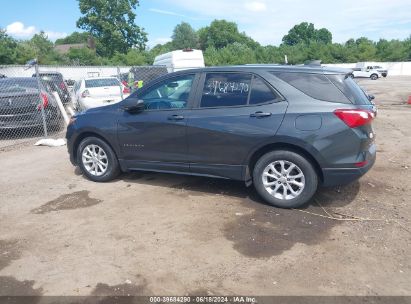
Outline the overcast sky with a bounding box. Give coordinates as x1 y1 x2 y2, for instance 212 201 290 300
1 0 410 46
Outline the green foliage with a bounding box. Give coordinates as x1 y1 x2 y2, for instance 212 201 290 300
282 22 332 45
66 47 101 65
55 32 89 45
0 30 18 64
1 19 410 66
109 49 150 65
204 43 257 65
172 22 198 50
199 20 257 50
76 0 147 57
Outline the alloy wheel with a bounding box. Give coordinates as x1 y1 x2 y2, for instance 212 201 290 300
262 160 305 200
82 144 108 176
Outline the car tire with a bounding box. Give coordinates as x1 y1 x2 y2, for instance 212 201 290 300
253 150 318 208
370 74 378 80
77 136 120 182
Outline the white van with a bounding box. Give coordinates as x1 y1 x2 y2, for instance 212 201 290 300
153 49 205 73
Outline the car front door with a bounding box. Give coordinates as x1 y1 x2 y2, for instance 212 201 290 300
185 71 288 180
117 73 199 173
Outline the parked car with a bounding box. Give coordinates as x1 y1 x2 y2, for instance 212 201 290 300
351 67 382 80
65 79 76 91
355 63 388 77
368 66 388 77
66 65 377 208
32 72 71 104
0 77 62 131
73 77 130 110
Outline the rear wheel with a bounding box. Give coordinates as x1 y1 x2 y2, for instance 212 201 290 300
370 74 378 80
77 137 120 182
253 150 318 208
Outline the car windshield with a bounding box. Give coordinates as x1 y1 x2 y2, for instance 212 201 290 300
85 78 119 88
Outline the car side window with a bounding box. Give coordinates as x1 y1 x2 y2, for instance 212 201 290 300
200 73 252 108
249 76 279 104
140 74 194 110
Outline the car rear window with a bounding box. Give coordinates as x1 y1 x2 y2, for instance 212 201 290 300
0 79 39 92
272 72 351 104
39 74 63 82
85 78 119 88
327 74 372 105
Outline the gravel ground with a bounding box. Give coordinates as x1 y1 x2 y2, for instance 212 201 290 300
0 76 410 297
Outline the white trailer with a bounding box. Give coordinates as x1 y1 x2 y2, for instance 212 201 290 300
153 49 205 73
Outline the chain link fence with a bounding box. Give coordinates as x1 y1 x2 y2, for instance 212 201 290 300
0 64 169 151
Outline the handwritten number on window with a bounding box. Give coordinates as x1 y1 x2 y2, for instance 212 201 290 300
205 80 249 95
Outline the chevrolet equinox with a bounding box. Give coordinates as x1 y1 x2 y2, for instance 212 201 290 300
66 65 376 208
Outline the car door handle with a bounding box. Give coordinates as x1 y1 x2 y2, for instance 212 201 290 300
250 111 272 118
168 114 184 121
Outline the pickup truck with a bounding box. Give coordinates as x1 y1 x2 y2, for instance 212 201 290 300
351 67 382 80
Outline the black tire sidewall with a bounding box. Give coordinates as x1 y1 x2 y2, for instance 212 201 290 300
253 150 318 208
77 136 120 182
371 74 378 80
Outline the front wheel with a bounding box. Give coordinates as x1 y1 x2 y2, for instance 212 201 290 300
370 74 378 80
253 150 318 208
77 136 120 182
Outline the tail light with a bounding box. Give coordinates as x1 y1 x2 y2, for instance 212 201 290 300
121 80 128 87
59 82 66 90
123 87 131 94
81 90 90 98
334 109 375 128
37 92 49 111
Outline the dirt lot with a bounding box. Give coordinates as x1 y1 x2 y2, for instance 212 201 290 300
0 76 410 296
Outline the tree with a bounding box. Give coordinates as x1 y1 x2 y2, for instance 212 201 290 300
76 0 147 57
110 49 149 65
198 19 258 50
172 22 198 50
354 37 377 61
66 47 101 65
316 28 332 44
55 32 90 45
28 31 60 64
282 22 332 45
0 30 17 64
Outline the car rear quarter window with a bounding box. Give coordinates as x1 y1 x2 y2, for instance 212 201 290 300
200 73 252 108
327 74 372 105
249 76 279 104
272 72 351 104
85 78 119 88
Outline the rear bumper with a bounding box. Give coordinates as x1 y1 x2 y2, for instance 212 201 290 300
0 110 61 130
321 147 376 187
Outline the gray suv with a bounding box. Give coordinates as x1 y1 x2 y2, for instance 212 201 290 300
66 65 376 208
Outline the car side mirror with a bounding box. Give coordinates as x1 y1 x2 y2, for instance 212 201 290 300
122 98 144 113
368 94 375 101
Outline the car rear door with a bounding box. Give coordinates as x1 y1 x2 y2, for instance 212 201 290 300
117 73 200 173
185 71 288 180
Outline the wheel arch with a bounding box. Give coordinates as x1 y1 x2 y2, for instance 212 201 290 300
247 142 324 183
72 131 119 165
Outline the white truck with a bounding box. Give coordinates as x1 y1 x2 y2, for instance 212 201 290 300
153 49 205 73
351 67 382 80
354 62 388 78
